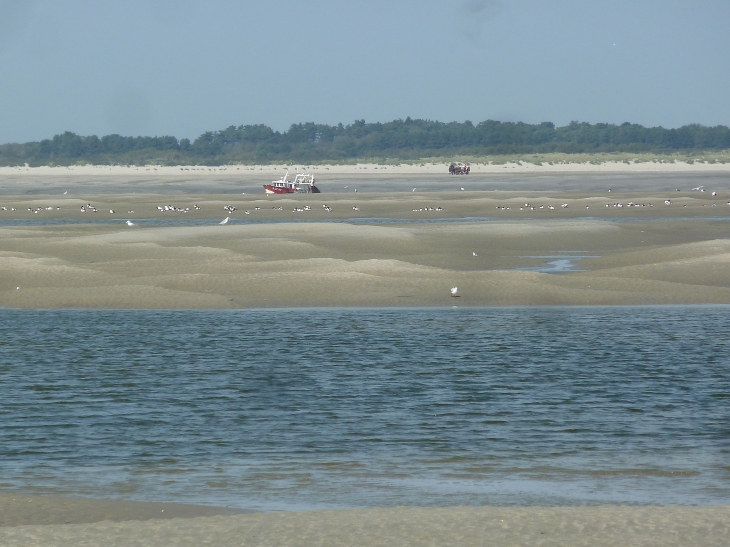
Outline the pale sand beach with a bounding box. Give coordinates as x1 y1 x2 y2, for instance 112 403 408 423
0 494 728 547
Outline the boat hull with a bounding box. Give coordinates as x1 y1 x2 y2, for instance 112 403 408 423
264 185 296 194
264 184 319 194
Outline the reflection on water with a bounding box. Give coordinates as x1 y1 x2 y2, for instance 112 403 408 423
516 252 598 273
0 307 729 510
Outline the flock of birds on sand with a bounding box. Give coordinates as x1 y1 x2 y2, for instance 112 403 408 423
2 184 726 221
492 187 725 212
2 186 728 229
495 202 570 211
156 204 193 213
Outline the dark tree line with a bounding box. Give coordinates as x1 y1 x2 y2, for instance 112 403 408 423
2 118 729 165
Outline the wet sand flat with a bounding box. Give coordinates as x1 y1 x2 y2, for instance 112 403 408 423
2 162 730 195
0 501 728 547
0 493 246 527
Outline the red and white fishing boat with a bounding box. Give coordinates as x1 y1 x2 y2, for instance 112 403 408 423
264 172 320 194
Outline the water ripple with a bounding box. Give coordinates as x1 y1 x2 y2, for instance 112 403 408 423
0 307 729 510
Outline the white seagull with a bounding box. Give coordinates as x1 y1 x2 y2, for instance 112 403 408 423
472 252 477 257
219 217 230 225
450 286 458 297
126 220 135 226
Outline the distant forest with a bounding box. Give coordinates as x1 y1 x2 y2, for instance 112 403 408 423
2 118 730 166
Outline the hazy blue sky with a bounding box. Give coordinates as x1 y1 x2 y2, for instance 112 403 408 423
1 0 728 143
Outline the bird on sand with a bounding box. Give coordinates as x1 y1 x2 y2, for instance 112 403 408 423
472 252 477 256
126 220 135 226
451 287 459 297
219 217 230 225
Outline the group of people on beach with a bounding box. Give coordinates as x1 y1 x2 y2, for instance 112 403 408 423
449 163 470 175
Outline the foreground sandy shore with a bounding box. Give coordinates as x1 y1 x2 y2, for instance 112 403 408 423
0 498 728 547
2 189 730 307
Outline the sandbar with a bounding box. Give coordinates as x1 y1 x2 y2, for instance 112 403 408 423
2 188 730 307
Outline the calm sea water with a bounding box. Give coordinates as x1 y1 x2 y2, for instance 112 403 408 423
0 307 728 511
